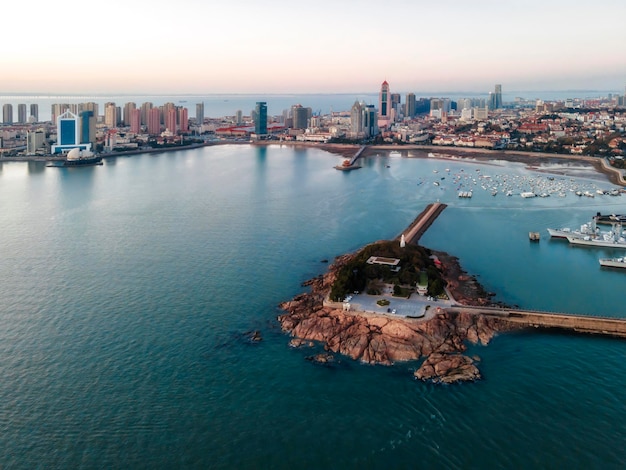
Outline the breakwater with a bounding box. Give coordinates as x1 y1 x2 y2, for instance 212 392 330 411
448 306 626 338
400 202 447 244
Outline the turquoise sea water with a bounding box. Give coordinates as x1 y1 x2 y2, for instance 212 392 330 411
1 146 626 468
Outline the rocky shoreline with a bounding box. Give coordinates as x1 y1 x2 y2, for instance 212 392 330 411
278 249 520 384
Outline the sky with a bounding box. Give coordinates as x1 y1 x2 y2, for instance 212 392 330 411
2 0 626 95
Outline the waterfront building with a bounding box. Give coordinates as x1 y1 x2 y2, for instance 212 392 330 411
51 110 92 153
26 130 45 155
141 102 153 126
165 108 177 134
79 111 96 145
350 101 365 137
178 107 189 133
364 105 379 137
196 103 204 124
161 102 176 125
127 109 140 134
3 104 13 124
17 104 27 124
391 93 401 117
255 102 267 135
147 107 161 135
235 110 243 125
405 93 416 118
123 102 137 126
104 103 118 128
291 104 311 130
30 104 39 122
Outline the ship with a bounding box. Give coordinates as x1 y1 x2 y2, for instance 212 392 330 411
547 219 598 239
567 223 626 248
48 148 103 167
599 257 626 268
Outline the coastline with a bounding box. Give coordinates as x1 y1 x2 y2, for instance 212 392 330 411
3 140 624 187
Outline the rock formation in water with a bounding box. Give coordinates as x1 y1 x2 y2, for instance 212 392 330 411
278 250 518 383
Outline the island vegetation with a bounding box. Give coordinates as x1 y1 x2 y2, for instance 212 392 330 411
328 240 445 302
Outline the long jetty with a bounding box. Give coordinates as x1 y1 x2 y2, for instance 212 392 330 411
400 202 447 244
447 305 626 338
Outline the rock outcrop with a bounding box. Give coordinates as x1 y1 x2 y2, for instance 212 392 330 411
414 353 481 384
278 250 519 383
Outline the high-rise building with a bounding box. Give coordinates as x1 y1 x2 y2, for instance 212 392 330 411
147 108 161 135
291 104 311 130
490 84 503 110
130 109 142 134
141 102 153 125
26 130 45 154
123 102 137 126
364 105 379 137
196 103 204 124
17 104 27 124
391 93 401 114
52 110 92 153
165 108 177 133
178 107 189 133
350 101 364 136
161 102 176 125
79 111 96 145
30 104 39 122
405 93 416 118
235 110 242 125
255 102 267 135
104 103 118 128
379 81 390 119
3 104 13 124
51 103 70 123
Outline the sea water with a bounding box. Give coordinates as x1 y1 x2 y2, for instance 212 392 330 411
0 146 625 468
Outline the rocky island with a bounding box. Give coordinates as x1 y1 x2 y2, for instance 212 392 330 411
278 241 520 384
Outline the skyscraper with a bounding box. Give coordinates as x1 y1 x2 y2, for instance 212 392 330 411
350 101 364 136
379 81 390 119
291 104 311 130
235 110 242 125
104 103 118 128
3 104 13 124
79 111 96 145
196 103 204 124
490 84 503 110
165 108 177 133
130 109 142 134
141 102 153 126
178 107 189 133
405 93 416 118
30 104 39 122
17 104 27 124
255 102 267 135
123 102 137 126
147 108 161 135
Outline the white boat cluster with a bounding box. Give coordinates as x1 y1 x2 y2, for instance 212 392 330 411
422 166 623 200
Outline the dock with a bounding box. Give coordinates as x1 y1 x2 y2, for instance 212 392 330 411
335 145 366 171
400 202 447 245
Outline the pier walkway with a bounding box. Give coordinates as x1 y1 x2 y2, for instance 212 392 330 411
348 146 367 166
447 305 626 338
400 202 447 244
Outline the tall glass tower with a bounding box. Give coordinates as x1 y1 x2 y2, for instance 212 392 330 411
255 102 267 135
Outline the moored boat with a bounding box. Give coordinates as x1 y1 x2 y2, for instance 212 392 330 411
599 257 626 268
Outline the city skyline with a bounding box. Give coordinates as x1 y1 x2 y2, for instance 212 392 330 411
2 0 625 95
